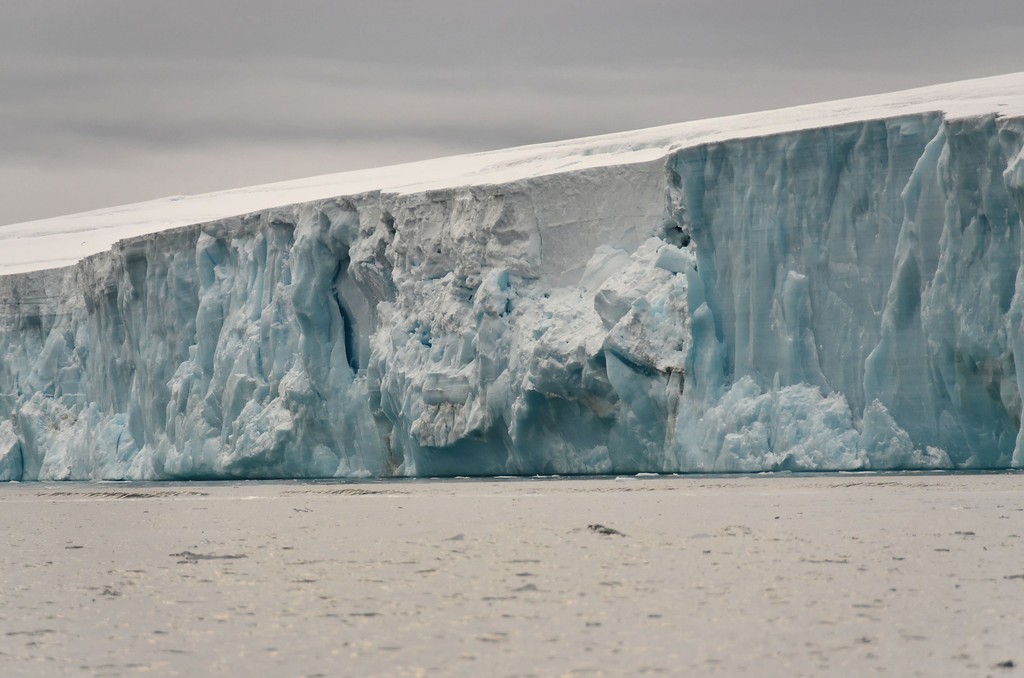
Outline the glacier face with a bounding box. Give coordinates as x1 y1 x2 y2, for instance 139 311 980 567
2 104 1024 479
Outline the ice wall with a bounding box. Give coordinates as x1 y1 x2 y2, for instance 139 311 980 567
671 114 1024 471
2 110 1023 479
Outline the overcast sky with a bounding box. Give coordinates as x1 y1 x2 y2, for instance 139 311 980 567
3 1 1024 226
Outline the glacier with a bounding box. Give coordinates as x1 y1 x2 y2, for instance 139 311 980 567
2 73 1024 480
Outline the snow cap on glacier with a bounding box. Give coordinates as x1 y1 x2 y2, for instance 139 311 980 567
1 72 1023 275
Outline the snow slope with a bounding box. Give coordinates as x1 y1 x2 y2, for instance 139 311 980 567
1 72 1023 479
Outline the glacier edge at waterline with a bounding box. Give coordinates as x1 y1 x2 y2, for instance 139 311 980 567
2 79 1024 479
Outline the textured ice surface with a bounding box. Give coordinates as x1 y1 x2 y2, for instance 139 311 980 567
2 74 1024 479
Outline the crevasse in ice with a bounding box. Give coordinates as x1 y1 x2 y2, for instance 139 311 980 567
2 77 1024 479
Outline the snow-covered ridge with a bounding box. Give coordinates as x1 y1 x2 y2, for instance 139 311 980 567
3 72 1024 274
1 73 1023 479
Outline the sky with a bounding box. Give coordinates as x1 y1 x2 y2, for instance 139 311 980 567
3 1 1024 226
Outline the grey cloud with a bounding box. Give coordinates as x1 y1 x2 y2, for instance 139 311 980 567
0 55 792 158
5 1 1023 69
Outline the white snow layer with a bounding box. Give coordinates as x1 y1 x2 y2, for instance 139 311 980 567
1 73 1024 479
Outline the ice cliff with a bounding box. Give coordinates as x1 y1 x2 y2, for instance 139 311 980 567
2 73 1024 480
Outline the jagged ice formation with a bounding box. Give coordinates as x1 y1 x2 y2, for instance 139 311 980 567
2 73 1024 479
